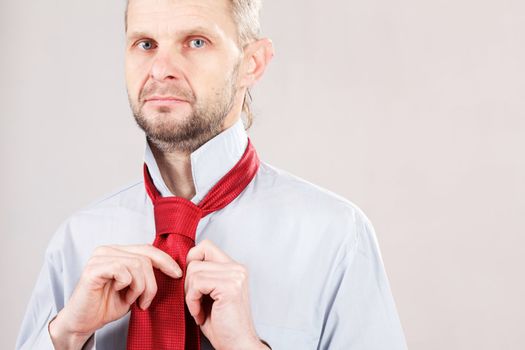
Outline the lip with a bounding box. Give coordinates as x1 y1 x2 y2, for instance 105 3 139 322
145 96 188 103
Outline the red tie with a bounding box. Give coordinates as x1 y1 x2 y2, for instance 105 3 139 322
126 138 260 350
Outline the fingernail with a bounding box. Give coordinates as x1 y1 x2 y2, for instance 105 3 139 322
174 268 183 278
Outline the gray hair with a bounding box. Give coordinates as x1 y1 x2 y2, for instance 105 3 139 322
230 0 262 47
125 0 262 129
229 0 262 129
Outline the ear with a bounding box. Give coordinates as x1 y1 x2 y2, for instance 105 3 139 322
239 38 275 89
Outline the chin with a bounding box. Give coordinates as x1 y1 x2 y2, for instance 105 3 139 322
142 107 192 123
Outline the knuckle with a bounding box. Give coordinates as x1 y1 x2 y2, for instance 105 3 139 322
229 277 243 292
234 271 245 284
232 269 248 289
188 272 199 290
130 258 142 270
111 261 125 272
134 276 145 289
237 264 249 279
186 260 198 274
187 271 195 285
139 255 152 267
118 261 129 273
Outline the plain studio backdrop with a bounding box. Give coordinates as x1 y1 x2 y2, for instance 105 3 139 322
1 0 524 349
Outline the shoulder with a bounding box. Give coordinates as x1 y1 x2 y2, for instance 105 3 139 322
82 179 145 212
45 179 146 256
256 161 371 220
254 161 377 250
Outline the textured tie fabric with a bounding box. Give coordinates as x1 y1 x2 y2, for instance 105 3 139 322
126 138 260 350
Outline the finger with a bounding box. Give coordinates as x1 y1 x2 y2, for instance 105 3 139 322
118 257 146 307
122 254 158 310
186 260 230 275
187 261 245 273
93 244 182 279
185 270 248 325
115 244 183 278
83 258 133 291
112 267 133 292
111 256 156 310
185 261 244 290
185 272 221 325
186 239 232 264
185 263 218 304
83 256 150 310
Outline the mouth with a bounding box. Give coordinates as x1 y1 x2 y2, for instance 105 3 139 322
144 96 189 106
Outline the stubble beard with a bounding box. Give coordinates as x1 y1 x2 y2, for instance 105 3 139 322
130 64 239 154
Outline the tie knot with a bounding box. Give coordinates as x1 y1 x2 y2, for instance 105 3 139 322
153 198 203 241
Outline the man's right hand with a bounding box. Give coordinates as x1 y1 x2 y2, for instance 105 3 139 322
48 244 182 350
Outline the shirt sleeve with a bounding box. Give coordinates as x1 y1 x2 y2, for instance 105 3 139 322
317 213 408 350
15 235 96 350
16 242 64 349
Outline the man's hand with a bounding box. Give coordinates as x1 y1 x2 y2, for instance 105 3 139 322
49 244 182 350
185 239 269 350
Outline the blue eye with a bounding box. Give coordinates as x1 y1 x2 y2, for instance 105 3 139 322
189 38 207 49
137 41 155 51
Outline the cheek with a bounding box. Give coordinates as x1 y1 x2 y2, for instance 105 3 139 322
187 58 234 96
125 56 149 97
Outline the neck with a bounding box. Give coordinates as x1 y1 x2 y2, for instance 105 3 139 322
148 114 242 200
149 141 196 199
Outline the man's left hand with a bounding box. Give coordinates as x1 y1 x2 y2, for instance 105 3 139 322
185 239 268 350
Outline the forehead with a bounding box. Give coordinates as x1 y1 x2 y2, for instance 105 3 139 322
126 0 236 39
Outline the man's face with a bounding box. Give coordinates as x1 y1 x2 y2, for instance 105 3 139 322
125 0 244 152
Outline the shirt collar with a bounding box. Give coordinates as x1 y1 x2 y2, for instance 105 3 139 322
143 118 248 204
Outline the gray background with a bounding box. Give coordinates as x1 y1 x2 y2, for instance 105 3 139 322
1 0 524 349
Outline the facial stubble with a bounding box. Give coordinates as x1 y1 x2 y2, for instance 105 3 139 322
130 63 240 154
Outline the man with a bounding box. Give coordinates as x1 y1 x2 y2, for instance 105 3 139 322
17 0 407 349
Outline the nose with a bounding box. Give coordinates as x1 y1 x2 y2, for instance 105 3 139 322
149 49 183 82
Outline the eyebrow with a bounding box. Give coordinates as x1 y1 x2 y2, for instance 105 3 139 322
126 26 221 43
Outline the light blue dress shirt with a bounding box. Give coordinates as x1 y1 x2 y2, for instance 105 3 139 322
16 118 407 349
